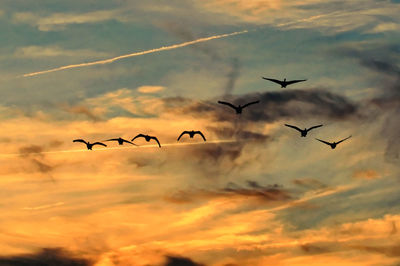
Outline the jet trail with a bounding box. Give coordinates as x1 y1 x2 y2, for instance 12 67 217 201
23 30 248 77
0 139 238 157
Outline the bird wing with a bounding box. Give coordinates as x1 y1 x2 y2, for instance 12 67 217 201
177 131 188 141
217 101 237 110
150 136 161 147
307 124 323 132
315 138 332 146
284 124 302 132
242 100 260 109
336 135 352 145
261 77 283 86
286 79 307 85
194 131 206 141
132 134 145 142
105 138 119 142
92 142 107 147
122 138 137 145
73 139 87 144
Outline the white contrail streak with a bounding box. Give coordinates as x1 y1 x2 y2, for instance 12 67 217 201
23 30 248 77
0 139 238 157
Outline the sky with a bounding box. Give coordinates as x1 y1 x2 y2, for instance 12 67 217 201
0 0 400 265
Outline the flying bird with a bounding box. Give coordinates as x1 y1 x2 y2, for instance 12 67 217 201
262 77 307 88
105 137 136 145
177 130 206 141
73 139 107 150
285 124 323 137
217 100 260 114
132 134 161 147
315 136 352 149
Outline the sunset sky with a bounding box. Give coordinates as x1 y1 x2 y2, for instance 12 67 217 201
1 1 400 265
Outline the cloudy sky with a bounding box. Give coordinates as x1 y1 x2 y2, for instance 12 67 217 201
0 0 400 265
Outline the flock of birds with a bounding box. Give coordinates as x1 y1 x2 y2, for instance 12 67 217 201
73 77 351 150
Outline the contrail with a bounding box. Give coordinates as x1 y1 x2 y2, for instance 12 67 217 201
23 30 248 77
0 139 239 157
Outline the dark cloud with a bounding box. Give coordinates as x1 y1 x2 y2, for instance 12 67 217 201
351 244 400 257
292 178 328 190
338 46 400 162
0 248 93 266
61 104 102 122
163 255 205 266
165 180 290 204
18 145 55 180
161 23 241 95
169 88 358 123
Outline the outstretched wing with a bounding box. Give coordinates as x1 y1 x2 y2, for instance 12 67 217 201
217 101 236 110
194 131 206 141
242 100 260 109
315 138 332 146
262 77 283 86
92 142 107 147
73 139 87 144
336 135 352 145
177 131 189 141
105 138 119 142
121 138 136 145
132 134 145 142
284 124 302 132
150 137 161 147
286 79 307 85
307 124 323 132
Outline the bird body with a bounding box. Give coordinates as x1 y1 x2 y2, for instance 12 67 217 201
132 134 161 147
315 136 352 149
262 77 306 88
177 130 206 141
105 137 135 145
285 124 323 137
73 139 107 150
217 100 259 114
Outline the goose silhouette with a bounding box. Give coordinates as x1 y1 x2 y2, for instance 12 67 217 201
285 124 323 137
105 137 136 145
315 136 352 149
132 134 161 147
177 130 206 141
73 139 107 150
217 100 259 114
262 77 307 88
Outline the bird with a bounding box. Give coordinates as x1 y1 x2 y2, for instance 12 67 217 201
132 134 161 147
105 137 136 145
315 136 352 149
262 77 307 88
285 124 323 137
217 100 259 114
177 130 206 141
73 139 107 150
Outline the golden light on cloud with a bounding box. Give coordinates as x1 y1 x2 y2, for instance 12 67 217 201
352 169 381 180
137 85 166 94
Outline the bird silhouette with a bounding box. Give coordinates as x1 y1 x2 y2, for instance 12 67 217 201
217 100 259 114
105 137 136 145
262 77 307 88
73 139 107 150
177 130 206 141
315 136 352 149
132 134 161 147
285 124 323 137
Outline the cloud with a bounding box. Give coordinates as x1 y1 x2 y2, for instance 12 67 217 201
352 169 381 180
0 248 93 266
13 10 120 31
14 45 109 59
165 180 291 204
61 104 102 122
137 85 166 94
18 144 56 180
163 255 205 266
